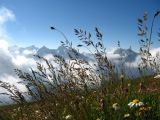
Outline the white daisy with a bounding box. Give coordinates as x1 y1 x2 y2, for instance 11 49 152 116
154 74 160 79
128 99 144 108
124 113 130 118
65 115 73 120
112 103 120 110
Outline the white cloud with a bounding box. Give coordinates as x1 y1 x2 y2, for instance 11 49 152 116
0 7 15 25
0 7 15 40
150 47 160 57
0 7 34 103
0 39 36 103
23 49 35 55
0 39 9 51
12 55 35 66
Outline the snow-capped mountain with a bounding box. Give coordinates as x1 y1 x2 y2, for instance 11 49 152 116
8 45 142 81
111 47 138 63
8 45 139 65
44 46 142 78
36 46 55 56
36 45 93 62
106 47 140 78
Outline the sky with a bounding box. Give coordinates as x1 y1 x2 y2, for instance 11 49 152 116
0 0 160 51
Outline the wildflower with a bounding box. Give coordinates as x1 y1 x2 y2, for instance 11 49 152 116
154 74 160 79
56 103 59 106
128 99 144 108
65 115 73 120
124 113 130 118
112 103 120 110
139 107 146 111
128 83 131 87
120 74 124 81
148 106 151 110
139 106 151 111
35 110 40 113
139 106 151 117
96 118 101 120
100 98 106 110
17 107 21 111
139 82 146 92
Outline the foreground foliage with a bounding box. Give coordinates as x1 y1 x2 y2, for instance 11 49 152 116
0 76 160 120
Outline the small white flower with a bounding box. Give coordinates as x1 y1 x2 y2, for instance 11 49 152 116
154 74 160 79
128 83 131 87
112 103 120 110
65 115 72 120
17 107 21 111
35 110 40 113
56 103 59 106
128 99 144 108
124 113 130 118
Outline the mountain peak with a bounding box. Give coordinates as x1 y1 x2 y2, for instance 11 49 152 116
113 47 137 56
57 45 67 50
25 45 39 50
40 46 48 49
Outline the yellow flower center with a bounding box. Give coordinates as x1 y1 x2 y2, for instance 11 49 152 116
139 106 151 111
132 99 139 103
120 74 124 79
139 107 146 111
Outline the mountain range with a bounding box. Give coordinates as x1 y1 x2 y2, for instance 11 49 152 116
8 45 141 78
8 45 139 62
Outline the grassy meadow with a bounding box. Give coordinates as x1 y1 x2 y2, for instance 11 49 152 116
0 12 160 120
0 76 160 120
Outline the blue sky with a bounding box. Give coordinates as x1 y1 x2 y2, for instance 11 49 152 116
0 0 160 51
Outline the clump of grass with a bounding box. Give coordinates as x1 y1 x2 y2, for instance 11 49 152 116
1 76 160 120
138 11 160 75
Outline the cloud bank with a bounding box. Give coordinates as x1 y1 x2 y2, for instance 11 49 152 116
0 7 35 103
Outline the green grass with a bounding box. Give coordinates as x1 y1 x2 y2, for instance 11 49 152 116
0 75 159 120
0 11 160 120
